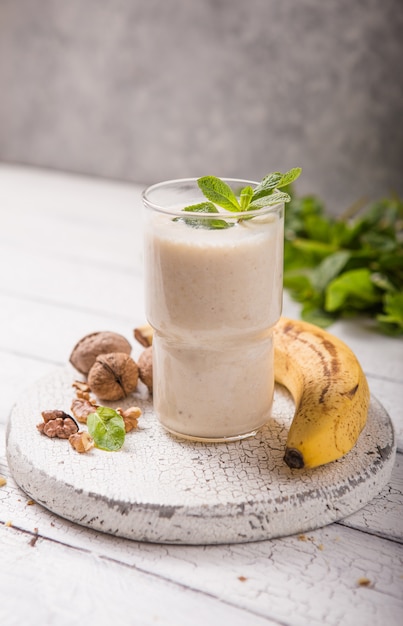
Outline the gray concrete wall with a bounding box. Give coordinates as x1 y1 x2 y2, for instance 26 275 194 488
0 0 402 213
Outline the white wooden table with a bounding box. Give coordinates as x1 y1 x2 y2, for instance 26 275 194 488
1 164 402 626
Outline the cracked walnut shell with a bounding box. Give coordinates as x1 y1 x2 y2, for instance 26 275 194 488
69 331 132 375
138 346 153 393
87 352 139 401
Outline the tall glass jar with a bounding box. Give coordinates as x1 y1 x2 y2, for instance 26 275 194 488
143 178 284 442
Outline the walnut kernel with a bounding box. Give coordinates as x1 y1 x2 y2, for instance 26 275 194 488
37 417 78 439
69 431 94 453
72 380 92 400
41 409 71 423
117 406 142 432
71 397 99 424
72 380 91 394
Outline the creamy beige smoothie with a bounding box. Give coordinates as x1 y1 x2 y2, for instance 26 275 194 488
143 179 284 441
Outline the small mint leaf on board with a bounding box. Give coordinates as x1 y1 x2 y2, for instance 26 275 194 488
197 176 241 212
87 406 125 451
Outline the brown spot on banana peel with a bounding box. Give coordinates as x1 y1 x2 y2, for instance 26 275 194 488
342 384 359 399
278 322 340 405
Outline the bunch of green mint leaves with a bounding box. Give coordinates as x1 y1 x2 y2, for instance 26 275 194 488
283 191 403 336
176 168 302 228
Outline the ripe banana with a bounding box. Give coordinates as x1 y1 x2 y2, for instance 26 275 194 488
274 317 370 470
134 318 370 470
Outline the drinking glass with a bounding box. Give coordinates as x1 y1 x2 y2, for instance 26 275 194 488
143 178 284 441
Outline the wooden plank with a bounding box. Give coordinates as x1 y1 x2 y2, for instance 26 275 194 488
0 294 144 365
0 525 278 626
0 242 144 319
0 164 143 223
0 200 143 271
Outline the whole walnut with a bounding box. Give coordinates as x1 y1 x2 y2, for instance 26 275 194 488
138 346 153 393
69 331 132 375
88 352 139 401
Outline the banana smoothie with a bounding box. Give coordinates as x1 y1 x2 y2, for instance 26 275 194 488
143 176 289 441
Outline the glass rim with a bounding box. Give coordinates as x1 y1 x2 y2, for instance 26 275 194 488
141 177 284 219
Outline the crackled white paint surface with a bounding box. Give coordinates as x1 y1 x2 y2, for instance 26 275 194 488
6 366 396 544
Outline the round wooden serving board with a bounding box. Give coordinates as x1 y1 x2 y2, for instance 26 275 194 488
6 366 396 545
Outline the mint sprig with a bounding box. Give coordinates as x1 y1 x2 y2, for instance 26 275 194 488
283 192 403 335
176 168 301 229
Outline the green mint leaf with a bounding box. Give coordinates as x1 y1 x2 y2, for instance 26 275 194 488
276 167 302 188
197 176 241 212
248 191 291 210
174 201 233 229
325 268 382 312
310 250 352 291
183 202 218 213
377 292 403 335
252 172 283 200
301 303 337 328
87 406 125 451
252 167 301 201
240 186 254 210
